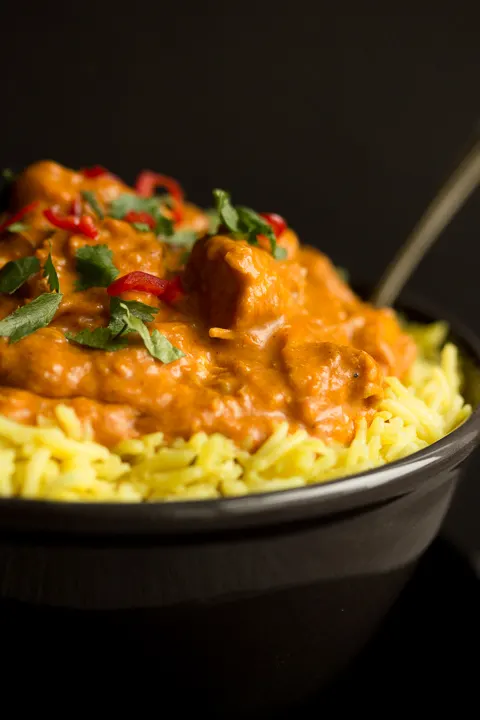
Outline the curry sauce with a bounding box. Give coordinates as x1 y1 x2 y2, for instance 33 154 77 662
0 161 416 448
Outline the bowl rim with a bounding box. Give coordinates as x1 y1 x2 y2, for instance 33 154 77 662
0 292 479 537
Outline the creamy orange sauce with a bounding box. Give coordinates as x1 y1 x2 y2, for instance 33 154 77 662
0 161 416 448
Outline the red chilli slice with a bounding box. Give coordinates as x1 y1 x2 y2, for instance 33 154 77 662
0 200 40 234
259 212 287 238
107 271 184 303
124 211 156 230
44 207 99 239
81 165 109 178
161 274 184 304
135 171 185 224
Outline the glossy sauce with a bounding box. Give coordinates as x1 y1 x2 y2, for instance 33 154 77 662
0 161 416 448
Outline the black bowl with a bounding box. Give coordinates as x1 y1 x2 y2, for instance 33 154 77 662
0 297 479 716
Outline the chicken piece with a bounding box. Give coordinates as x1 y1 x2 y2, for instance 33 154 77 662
12 160 131 210
185 235 305 331
352 306 417 378
280 327 384 443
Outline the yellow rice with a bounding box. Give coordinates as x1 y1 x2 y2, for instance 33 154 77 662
0 322 474 502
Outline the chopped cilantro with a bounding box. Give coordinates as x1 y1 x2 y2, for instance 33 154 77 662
66 297 159 352
75 244 119 290
109 194 173 236
66 296 162 353
0 292 62 343
0 256 40 294
66 327 128 352
119 302 184 363
164 229 197 248
7 222 30 233
213 189 241 233
205 208 220 235
108 297 158 337
81 190 104 220
43 243 60 293
212 189 285 259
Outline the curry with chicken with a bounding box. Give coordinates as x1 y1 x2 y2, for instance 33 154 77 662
0 161 416 451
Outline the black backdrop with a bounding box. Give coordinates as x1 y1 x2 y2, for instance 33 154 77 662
1 1 479 546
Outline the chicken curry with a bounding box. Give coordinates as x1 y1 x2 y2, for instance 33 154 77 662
0 161 416 449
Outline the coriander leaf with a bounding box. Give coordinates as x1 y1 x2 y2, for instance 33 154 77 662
108 296 158 337
109 194 145 220
7 222 30 233
66 327 128 352
164 229 197 248
107 299 128 338
154 213 175 237
148 330 185 365
81 190 104 220
132 222 151 233
274 246 288 260
120 302 184 363
75 244 119 290
0 292 62 343
109 193 173 236
115 298 158 323
212 191 284 259
65 298 158 350
150 329 185 363
205 208 220 235
236 207 275 243
236 206 279 256
212 189 240 232
246 231 259 247
0 256 40 294
43 244 60 292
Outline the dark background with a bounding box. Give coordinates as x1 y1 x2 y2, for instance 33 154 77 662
0 0 479 703
1 2 479 311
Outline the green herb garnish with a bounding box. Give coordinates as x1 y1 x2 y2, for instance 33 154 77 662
43 244 60 293
213 189 241 232
132 222 151 233
0 256 40 294
212 189 286 259
75 244 119 290
109 194 173 237
108 297 158 337
119 302 184 363
205 208 220 235
7 222 29 233
67 299 182 361
66 327 128 352
0 292 62 343
164 229 197 248
67 298 163 354
81 190 104 220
